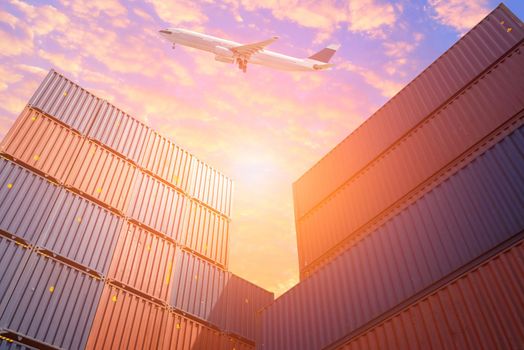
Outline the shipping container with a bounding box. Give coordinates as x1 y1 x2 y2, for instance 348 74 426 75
333 239 524 350
293 4 524 220
0 107 83 182
127 171 186 240
107 221 177 302
0 253 103 350
140 130 193 193
0 235 30 302
66 139 139 213
221 336 255 350
161 308 223 349
0 339 36 350
170 249 230 328
259 124 524 350
86 284 166 350
189 157 233 217
87 100 151 165
0 157 63 244
0 157 123 275
38 188 123 275
297 41 524 275
28 69 101 134
181 200 229 267
225 275 274 342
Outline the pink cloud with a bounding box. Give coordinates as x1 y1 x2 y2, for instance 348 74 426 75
428 0 490 33
146 0 208 26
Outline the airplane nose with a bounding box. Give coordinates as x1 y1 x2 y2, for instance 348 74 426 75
159 29 171 35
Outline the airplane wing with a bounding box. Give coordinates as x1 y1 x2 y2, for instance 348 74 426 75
230 36 278 72
230 36 279 57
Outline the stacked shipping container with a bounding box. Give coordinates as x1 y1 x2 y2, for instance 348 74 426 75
259 3 524 350
0 70 273 349
293 3 524 279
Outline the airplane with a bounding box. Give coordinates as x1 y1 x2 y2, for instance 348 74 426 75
158 28 340 73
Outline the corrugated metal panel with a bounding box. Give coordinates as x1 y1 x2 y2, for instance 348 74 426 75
221 337 255 350
66 139 139 213
38 188 123 275
335 240 524 350
293 4 524 220
0 108 82 182
0 157 63 244
161 309 223 349
140 130 193 192
0 253 103 350
189 157 233 217
297 41 524 275
259 124 524 350
181 200 229 267
127 172 186 239
28 69 100 134
0 236 30 302
107 222 177 302
87 100 152 164
0 156 122 274
225 274 274 342
170 249 229 328
86 284 166 350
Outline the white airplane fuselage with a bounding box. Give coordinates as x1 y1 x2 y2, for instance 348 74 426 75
159 28 325 72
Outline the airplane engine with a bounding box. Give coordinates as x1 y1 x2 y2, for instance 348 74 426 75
214 46 234 58
215 55 234 64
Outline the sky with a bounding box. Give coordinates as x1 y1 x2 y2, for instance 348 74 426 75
1 0 523 297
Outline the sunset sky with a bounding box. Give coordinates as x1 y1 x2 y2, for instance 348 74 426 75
1 0 523 297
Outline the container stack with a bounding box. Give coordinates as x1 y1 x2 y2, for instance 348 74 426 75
0 70 273 349
259 3 524 350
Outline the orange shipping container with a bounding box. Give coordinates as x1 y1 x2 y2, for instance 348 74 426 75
181 200 229 267
107 222 177 302
139 130 193 193
127 172 186 239
189 158 233 217
86 285 166 350
161 309 223 349
66 140 140 213
0 107 83 181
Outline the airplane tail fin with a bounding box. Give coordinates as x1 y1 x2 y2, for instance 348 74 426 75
308 44 340 63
